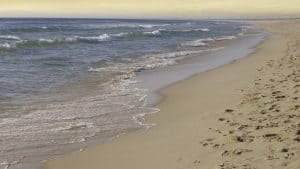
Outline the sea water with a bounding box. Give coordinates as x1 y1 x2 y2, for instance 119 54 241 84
0 18 247 169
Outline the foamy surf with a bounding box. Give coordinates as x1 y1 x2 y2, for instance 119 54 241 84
181 38 215 47
215 35 237 41
181 36 237 47
0 43 13 51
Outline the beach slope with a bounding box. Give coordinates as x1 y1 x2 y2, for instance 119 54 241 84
44 20 300 169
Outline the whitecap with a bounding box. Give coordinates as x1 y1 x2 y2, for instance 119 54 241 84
138 24 170 29
0 35 21 41
113 32 129 37
169 28 209 33
76 34 111 42
38 38 55 43
88 23 170 29
182 38 214 47
87 66 120 72
138 24 156 29
143 30 162 36
199 28 210 32
64 37 78 43
184 41 207 47
215 36 236 41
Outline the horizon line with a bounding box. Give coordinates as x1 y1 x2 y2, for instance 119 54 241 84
1 16 300 21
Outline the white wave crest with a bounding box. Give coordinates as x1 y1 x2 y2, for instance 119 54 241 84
143 30 162 36
37 34 112 44
199 28 210 32
182 35 236 47
76 34 111 42
14 34 112 47
215 36 236 41
113 32 129 37
182 38 214 47
87 23 170 29
138 24 170 29
178 28 210 32
0 35 21 41
38 38 55 43
87 66 120 72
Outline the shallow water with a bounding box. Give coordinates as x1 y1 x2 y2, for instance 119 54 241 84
0 18 247 169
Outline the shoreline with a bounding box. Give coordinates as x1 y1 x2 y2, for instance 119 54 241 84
44 19 300 169
0 20 252 169
137 28 266 106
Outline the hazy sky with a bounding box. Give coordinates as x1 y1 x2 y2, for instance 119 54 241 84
1 0 300 18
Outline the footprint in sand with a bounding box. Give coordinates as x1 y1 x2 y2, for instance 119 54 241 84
221 149 253 156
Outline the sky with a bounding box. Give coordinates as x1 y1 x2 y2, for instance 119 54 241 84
1 0 300 18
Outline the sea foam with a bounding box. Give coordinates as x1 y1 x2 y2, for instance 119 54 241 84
182 36 237 47
0 43 14 51
0 35 21 41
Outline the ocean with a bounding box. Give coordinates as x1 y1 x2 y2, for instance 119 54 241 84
0 18 251 169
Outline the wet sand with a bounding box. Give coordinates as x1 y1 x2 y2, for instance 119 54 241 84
44 20 300 169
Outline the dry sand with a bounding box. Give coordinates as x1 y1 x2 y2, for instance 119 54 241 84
44 20 300 169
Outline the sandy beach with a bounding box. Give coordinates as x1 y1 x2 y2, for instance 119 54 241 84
43 20 300 169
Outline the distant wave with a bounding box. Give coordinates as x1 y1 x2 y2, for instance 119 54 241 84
0 28 213 51
13 35 109 48
119 29 163 37
86 23 171 29
138 24 170 29
0 35 21 41
199 28 210 32
1 26 64 33
123 28 210 37
74 28 208 41
1 24 171 33
2 24 207 35
15 39 74 48
169 28 210 33
143 29 162 36
0 36 108 51
75 34 112 42
7 31 163 49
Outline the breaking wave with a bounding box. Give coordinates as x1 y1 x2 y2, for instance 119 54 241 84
0 31 163 50
88 48 224 74
168 28 210 33
0 28 212 51
181 36 237 47
182 38 215 47
87 23 171 29
1 34 111 50
1 24 171 33
215 36 236 41
1 26 64 33
0 35 21 41
0 43 14 51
